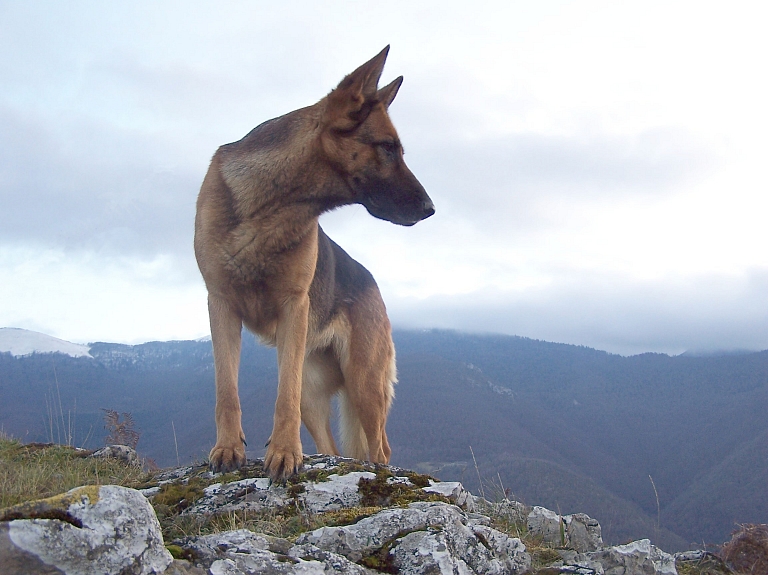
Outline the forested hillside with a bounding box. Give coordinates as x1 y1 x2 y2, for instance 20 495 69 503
1 329 766 551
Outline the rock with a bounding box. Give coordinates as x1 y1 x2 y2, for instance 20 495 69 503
551 550 605 574
288 544 378 574
183 456 470 518
173 529 375 574
0 485 172 575
527 506 603 552
186 477 286 515
174 529 282 565
422 480 474 508
1 450 705 575
475 499 529 526
163 560 208 575
201 543 373 575
556 538 677 575
91 444 142 467
674 550 731 573
591 539 676 575
563 513 603 552
390 529 473 574
186 471 378 516
302 472 377 513
297 501 530 574
528 506 565 546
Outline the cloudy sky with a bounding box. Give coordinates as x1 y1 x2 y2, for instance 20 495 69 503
2 1 766 355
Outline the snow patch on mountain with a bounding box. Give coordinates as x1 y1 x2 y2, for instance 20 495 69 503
0 328 92 358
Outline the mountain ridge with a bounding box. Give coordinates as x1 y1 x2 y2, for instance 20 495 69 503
1 327 766 550
0 327 92 358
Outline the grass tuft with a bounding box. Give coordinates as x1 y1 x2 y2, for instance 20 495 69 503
719 523 768 574
0 435 147 509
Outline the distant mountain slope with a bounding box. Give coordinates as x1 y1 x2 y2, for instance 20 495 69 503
662 428 768 543
388 331 768 548
0 328 766 550
0 327 91 358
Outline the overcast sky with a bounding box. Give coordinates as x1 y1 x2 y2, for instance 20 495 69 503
2 1 767 355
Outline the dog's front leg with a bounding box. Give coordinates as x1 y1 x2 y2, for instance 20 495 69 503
208 295 247 472
264 293 309 481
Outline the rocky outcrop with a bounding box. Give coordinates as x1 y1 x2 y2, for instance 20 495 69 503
297 502 530 574
92 444 143 467
0 450 717 574
0 484 172 575
527 506 603 552
550 539 677 574
175 529 371 574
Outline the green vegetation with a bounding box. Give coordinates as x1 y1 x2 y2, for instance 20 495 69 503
0 434 146 509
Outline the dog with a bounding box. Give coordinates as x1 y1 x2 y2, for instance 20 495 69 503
194 46 434 480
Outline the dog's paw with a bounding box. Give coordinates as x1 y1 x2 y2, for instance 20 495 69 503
209 441 247 473
263 441 303 482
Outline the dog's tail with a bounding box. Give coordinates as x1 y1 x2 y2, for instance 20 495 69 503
338 390 369 460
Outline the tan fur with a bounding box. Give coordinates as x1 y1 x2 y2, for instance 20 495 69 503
194 46 433 480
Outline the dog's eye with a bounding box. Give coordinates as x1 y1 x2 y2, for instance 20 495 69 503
378 140 398 159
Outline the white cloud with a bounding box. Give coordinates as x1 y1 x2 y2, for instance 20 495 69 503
0 247 207 344
1 1 767 353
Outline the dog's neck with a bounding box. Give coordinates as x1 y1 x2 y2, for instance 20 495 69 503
219 106 351 225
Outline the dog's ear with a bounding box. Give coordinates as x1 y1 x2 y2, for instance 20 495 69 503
377 76 403 109
325 46 390 131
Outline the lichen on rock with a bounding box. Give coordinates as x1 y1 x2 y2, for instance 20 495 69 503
0 484 172 575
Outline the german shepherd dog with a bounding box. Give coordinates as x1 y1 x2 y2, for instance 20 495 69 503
194 47 434 480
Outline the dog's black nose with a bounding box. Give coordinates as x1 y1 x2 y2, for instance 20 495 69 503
422 199 435 219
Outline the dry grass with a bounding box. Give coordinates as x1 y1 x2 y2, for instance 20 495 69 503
157 502 389 543
720 524 768 575
0 434 147 509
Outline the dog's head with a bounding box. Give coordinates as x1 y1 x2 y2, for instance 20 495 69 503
320 46 434 226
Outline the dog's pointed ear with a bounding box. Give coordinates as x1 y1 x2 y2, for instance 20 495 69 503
377 76 403 109
324 46 390 131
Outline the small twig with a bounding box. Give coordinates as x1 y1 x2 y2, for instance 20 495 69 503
649 474 661 536
54 364 66 445
81 424 94 449
172 421 180 467
469 445 486 500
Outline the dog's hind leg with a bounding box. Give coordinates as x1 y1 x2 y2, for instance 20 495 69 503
208 295 247 472
338 301 396 464
301 349 342 455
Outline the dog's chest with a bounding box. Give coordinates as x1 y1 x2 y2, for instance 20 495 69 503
223 216 318 287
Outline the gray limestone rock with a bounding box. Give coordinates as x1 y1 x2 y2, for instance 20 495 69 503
556 539 677 575
185 471 379 516
527 506 603 552
186 477 287 515
0 485 172 575
297 501 530 574
1 452 700 575
163 560 208 575
179 536 374 574
174 529 281 566
174 528 374 574
587 539 676 575
528 505 565 546
563 513 603 552
91 444 142 467
422 480 475 509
